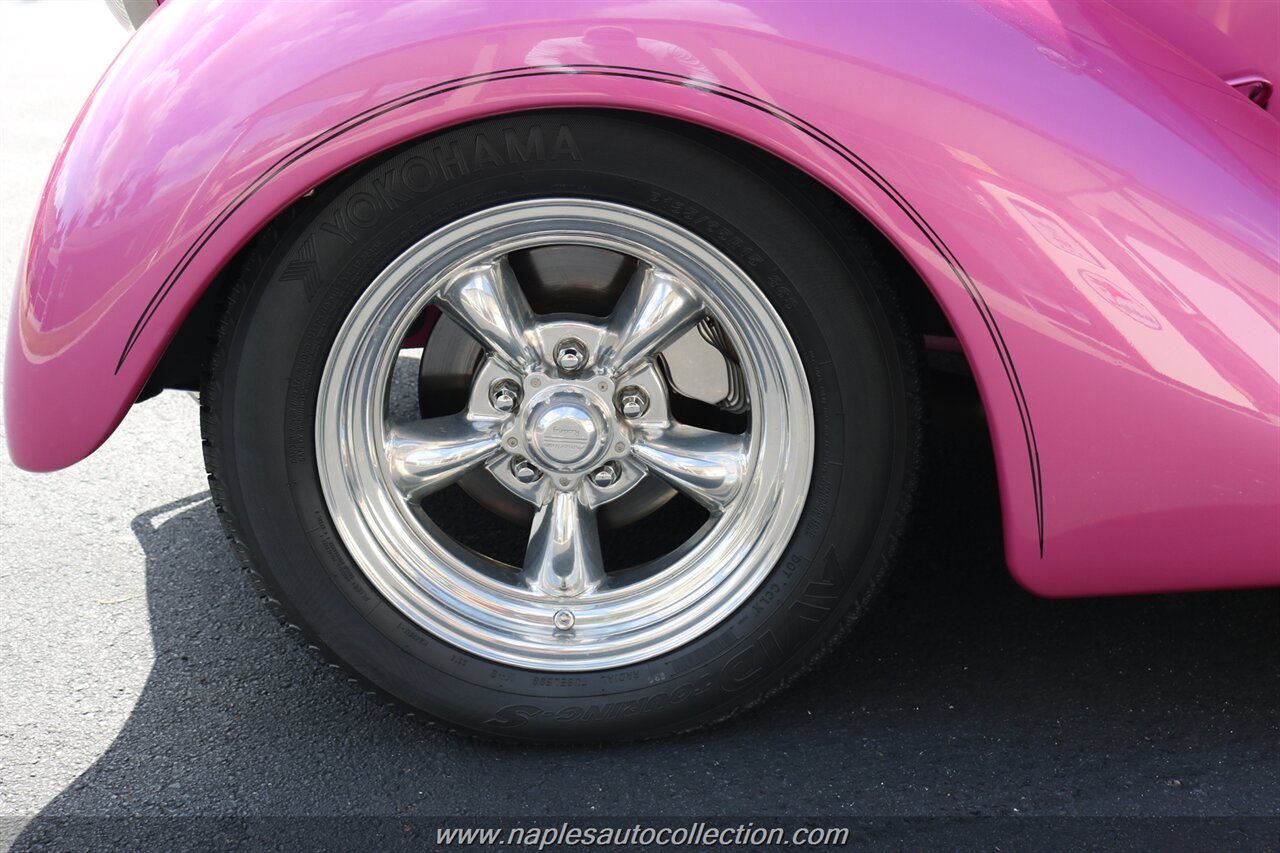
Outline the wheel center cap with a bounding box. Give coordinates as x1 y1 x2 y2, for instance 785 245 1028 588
529 401 599 468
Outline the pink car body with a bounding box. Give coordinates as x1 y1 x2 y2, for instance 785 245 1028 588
6 0 1278 598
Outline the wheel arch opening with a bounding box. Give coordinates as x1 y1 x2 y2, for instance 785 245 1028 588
143 107 971 399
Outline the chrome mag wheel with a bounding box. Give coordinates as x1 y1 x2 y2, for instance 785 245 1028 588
316 199 813 670
207 113 919 740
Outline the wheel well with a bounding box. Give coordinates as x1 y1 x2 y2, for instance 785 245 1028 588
141 108 963 397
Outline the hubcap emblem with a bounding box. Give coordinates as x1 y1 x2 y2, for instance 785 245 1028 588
530 403 598 467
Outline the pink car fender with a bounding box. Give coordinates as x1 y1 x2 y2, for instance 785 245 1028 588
6 0 1278 597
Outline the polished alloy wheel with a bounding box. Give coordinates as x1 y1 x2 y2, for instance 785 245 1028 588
316 200 813 670
205 113 919 739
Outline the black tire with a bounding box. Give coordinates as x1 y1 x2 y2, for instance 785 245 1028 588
202 111 921 741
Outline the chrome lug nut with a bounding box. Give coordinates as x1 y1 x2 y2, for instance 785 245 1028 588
489 379 521 413
617 386 650 419
589 462 620 488
510 457 541 483
553 610 575 631
554 338 588 373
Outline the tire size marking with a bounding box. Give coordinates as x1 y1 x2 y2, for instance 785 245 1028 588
720 547 839 692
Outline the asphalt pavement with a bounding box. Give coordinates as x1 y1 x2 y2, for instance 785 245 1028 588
1 3 1277 851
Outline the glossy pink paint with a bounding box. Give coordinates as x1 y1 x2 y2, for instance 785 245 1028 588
5 1 1278 597
1108 0 1279 93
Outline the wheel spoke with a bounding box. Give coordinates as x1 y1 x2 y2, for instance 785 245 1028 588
599 265 703 374
434 258 540 370
385 415 502 501
523 491 606 598
632 425 748 512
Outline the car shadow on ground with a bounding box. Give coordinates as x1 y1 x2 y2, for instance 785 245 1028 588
11 375 1279 849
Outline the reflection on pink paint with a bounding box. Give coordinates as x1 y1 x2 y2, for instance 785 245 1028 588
1080 271 1160 331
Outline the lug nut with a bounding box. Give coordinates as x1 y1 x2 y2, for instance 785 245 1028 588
589 462 620 488
511 457 541 483
617 386 649 419
554 338 588 373
489 379 521 413
553 610 575 630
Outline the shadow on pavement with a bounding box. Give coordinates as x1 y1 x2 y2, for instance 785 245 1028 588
11 375 1279 849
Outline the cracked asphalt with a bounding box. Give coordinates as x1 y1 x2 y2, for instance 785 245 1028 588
1 3 1277 851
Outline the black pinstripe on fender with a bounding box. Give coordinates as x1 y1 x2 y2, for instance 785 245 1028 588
115 63 1044 555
